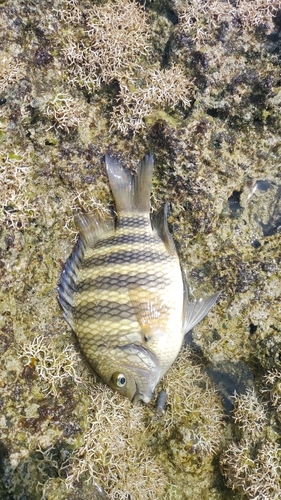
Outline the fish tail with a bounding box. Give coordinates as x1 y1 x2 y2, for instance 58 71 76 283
105 153 154 214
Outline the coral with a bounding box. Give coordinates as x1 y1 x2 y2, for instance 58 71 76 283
138 347 226 497
221 440 281 500
175 0 231 44
65 387 167 500
110 66 193 134
221 388 281 499
232 0 279 32
0 149 33 228
0 52 26 91
231 388 267 440
262 369 281 413
53 0 84 25
60 0 150 89
173 0 281 136
19 335 86 397
175 0 279 45
45 93 87 132
1 0 281 498
55 0 193 134
161 347 225 455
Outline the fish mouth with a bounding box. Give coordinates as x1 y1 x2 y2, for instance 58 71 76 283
132 386 153 405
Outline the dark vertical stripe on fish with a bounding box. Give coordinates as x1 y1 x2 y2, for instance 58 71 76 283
78 271 169 292
83 249 169 268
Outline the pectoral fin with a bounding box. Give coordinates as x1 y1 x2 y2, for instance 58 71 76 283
129 288 167 343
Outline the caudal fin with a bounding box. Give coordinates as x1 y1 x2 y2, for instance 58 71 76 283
105 153 154 213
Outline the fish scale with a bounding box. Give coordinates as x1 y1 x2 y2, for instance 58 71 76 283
74 216 180 341
58 153 220 403
78 271 168 291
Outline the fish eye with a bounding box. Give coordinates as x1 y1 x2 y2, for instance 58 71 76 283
112 372 127 388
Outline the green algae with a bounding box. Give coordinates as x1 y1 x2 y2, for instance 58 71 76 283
0 0 281 498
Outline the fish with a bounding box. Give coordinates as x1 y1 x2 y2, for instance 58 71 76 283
58 154 219 404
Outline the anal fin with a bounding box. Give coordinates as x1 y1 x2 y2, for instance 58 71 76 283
182 292 220 334
182 267 220 333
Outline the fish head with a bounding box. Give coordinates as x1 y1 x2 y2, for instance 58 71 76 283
109 368 153 404
96 343 160 404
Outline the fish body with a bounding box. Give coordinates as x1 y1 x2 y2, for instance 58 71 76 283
58 154 219 403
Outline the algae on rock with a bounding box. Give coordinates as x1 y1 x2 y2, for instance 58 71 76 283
1 0 281 498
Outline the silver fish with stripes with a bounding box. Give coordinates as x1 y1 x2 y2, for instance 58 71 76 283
58 154 219 403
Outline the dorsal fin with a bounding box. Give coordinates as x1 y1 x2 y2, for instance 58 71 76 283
58 212 113 325
152 203 178 256
105 153 154 213
74 212 113 247
57 237 85 329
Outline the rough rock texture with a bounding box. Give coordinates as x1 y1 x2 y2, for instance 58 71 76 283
1 0 281 498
